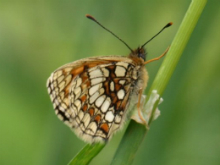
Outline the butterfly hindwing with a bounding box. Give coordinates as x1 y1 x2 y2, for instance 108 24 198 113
47 56 142 143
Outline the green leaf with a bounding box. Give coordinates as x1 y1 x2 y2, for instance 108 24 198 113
68 143 105 165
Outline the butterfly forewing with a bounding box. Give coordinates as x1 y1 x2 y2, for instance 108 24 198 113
47 56 146 143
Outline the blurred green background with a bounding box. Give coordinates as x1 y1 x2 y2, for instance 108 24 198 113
0 0 220 165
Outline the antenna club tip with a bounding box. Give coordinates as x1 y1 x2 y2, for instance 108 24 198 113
86 14 95 21
164 22 173 29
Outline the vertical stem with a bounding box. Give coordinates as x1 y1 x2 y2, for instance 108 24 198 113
148 0 207 96
110 0 207 165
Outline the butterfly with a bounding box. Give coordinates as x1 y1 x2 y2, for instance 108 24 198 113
47 14 172 143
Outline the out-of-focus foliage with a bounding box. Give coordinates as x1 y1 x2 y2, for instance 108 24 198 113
0 1 219 165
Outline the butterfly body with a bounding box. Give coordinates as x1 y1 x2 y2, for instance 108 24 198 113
47 47 148 143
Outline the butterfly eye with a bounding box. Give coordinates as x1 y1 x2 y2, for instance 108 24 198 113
136 47 146 61
138 52 146 61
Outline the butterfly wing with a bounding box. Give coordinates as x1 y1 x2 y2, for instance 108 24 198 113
47 56 146 143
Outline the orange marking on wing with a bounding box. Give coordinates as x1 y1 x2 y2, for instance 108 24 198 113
85 60 110 68
116 101 122 110
62 69 67 75
80 95 87 102
107 65 116 78
82 104 88 112
64 88 69 97
81 73 88 82
86 80 91 87
71 66 84 75
94 114 101 123
111 93 117 104
80 72 91 87
110 72 116 78
100 123 109 134
108 65 115 70
113 79 121 91
114 79 119 83
120 102 126 110
87 62 99 68
120 93 129 109
104 81 110 94
115 84 121 91
88 107 95 116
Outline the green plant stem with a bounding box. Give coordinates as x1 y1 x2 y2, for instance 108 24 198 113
68 143 105 165
110 0 207 165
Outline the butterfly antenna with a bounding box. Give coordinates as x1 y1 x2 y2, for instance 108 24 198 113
141 22 173 48
86 14 133 52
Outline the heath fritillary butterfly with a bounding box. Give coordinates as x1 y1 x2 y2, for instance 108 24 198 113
47 14 172 143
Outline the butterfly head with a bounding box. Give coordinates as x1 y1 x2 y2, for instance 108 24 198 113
129 47 147 61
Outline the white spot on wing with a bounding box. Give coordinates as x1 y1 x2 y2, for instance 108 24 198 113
54 70 62 79
66 108 72 116
64 67 73 72
52 91 56 98
75 117 80 124
64 120 71 127
57 114 64 121
57 75 65 84
61 103 67 109
116 62 129 68
87 122 97 133
53 103 57 109
58 81 65 91
76 77 82 88
105 111 114 122
89 69 103 78
119 80 126 85
101 97 111 112
89 92 99 104
47 87 51 94
65 74 72 85
59 106 65 112
60 92 64 100
91 77 105 85
49 93 54 101
72 79 77 89
89 84 101 95
71 105 77 117
65 112 70 118
52 81 57 88
78 110 84 120
110 81 114 91
75 99 81 111
117 89 125 99
115 114 121 123
82 113 91 127
74 87 81 99
115 66 126 77
95 95 106 107
101 68 109 77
